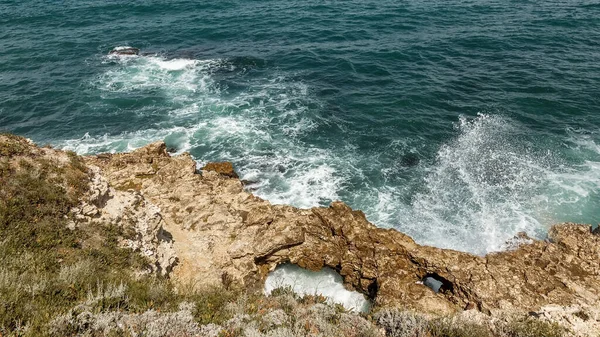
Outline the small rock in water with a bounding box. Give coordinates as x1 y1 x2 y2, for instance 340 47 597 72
503 231 534 250
109 47 140 56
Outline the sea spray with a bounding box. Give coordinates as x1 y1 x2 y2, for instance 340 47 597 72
395 114 600 255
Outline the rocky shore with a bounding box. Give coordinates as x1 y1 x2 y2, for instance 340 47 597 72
1 134 599 336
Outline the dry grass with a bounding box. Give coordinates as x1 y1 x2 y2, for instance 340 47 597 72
498 317 566 337
0 135 173 336
0 135 572 337
374 308 567 337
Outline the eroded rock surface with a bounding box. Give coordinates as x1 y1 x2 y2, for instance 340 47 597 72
70 165 177 275
83 141 600 330
201 161 239 179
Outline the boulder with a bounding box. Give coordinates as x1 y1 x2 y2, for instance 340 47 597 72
201 162 239 178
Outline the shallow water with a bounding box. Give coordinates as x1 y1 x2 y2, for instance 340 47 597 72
1 0 599 255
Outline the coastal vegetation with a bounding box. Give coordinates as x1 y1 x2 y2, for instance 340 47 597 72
0 135 573 336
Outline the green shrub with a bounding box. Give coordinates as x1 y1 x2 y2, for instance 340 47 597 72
192 287 240 325
270 285 298 298
0 134 31 157
0 144 180 336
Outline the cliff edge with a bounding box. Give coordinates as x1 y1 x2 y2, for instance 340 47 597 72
2 134 599 336
84 141 600 331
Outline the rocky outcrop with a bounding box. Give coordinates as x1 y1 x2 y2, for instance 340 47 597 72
4 135 600 334
69 165 177 275
0 135 177 277
83 141 600 330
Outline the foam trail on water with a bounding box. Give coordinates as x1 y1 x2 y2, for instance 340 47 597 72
59 127 196 155
97 51 222 96
60 50 348 209
264 264 371 313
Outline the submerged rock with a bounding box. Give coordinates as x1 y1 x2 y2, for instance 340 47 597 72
109 47 140 56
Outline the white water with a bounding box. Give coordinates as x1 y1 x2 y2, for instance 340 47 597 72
264 264 371 313
392 115 600 254
60 51 600 256
65 50 349 208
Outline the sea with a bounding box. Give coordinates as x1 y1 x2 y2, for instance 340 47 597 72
2 0 600 256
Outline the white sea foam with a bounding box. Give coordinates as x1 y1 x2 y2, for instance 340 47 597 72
112 46 134 51
386 114 600 255
60 51 600 256
151 58 198 71
63 50 345 208
59 127 194 155
97 53 222 96
264 264 371 313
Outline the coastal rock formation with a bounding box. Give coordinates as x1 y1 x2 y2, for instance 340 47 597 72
3 135 600 334
70 165 177 275
84 141 600 329
201 161 239 179
0 135 177 277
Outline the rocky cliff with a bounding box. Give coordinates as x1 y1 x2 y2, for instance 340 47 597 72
80 140 600 334
3 134 600 336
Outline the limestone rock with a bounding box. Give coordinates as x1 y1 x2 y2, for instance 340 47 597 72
201 161 239 179
82 141 600 334
84 142 600 313
71 164 177 276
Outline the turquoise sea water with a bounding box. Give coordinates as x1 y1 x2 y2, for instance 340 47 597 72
1 0 600 254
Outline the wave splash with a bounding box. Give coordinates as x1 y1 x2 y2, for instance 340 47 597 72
264 264 371 313
396 114 600 254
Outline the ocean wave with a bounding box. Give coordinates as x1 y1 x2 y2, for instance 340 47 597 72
386 114 600 255
59 51 600 256
61 50 345 208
